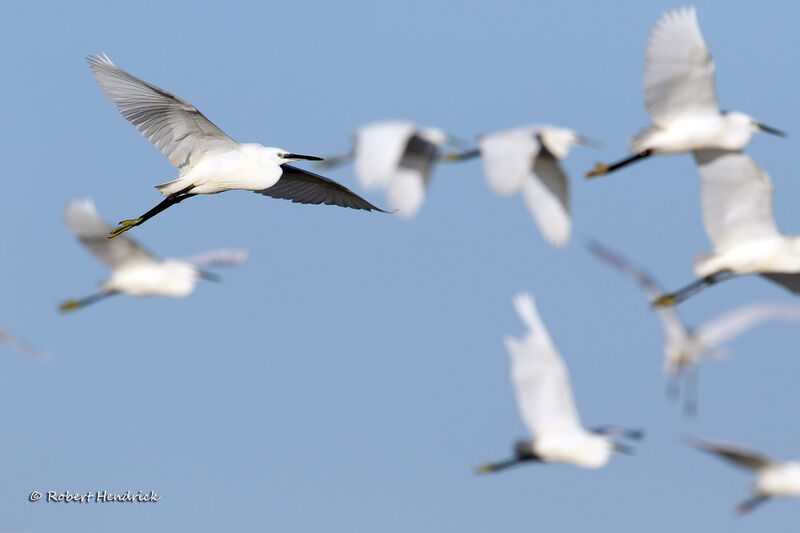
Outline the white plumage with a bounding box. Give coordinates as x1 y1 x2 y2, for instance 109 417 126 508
351 120 449 218
689 436 800 514
86 53 384 237
477 292 639 473
587 7 784 177
477 125 582 246
61 199 247 310
590 242 800 411
654 150 800 306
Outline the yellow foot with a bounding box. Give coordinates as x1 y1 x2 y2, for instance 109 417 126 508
59 300 82 313
586 162 609 178
474 464 494 475
651 294 678 309
108 218 143 239
441 152 464 162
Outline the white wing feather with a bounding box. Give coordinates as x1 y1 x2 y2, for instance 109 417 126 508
478 126 571 246
694 302 800 348
183 249 249 268
354 121 417 189
0 327 50 361
386 168 426 218
505 292 583 440
522 152 570 247
587 242 689 347
644 7 718 126
478 129 539 196
64 199 155 269
87 53 238 168
694 149 778 251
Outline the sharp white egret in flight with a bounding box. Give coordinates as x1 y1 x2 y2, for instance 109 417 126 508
0 326 50 361
86 54 386 238
589 241 800 414
476 292 641 473
445 125 594 246
586 7 785 178
653 150 800 307
60 199 248 312
687 436 800 515
319 120 459 218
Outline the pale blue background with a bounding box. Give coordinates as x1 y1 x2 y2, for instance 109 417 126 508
2 1 800 531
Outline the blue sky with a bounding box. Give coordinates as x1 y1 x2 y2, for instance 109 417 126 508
2 0 800 531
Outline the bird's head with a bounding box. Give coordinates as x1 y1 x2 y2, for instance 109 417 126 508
269 148 324 164
513 439 537 459
538 127 599 159
725 111 786 138
417 127 449 147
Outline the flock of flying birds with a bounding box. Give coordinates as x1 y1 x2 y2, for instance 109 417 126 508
4 5 800 517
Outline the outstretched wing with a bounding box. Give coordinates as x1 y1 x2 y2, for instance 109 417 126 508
64 199 155 268
478 126 570 246
478 128 539 196
87 53 238 168
183 249 249 268
587 241 689 346
0 327 50 361
354 121 417 189
505 292 583 440
688 436 772 471
256 165 388 212
644 7 718 126
694 149 778 251
760 273 800 294
385 134 441 217
523 150 570 247
695 302 800 348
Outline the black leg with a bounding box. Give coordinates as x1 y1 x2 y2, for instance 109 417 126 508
441 148 481 162
652 270 735 308
109 190 195 239
592 426 644 440
59 291 118 313
586 149 653 177
666 373 681 400
683 366 699 416
735 495 769 515
475 457 524 474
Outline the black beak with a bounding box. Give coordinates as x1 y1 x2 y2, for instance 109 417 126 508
612 442 635 455
576 136 602 148
198 270 221 282
757 123 787 137
283 153 324 161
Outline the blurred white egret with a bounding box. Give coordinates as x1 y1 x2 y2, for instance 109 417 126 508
60 199 247 312
653 150 800 307
586 7 784 177
319 120 457 218
687 436 800 514
86 53 386 238
0 326 50 361
590 241 800 413
447 125 593 246
476 292 641 473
